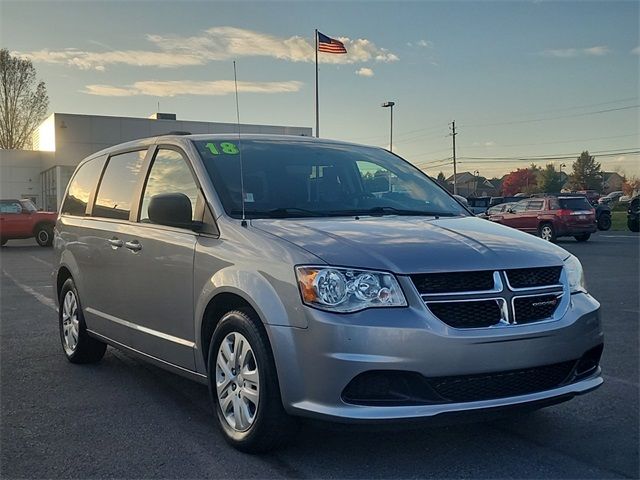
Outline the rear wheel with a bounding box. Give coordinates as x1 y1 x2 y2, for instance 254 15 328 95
597 213 611 231
0 238 7 246
35 224 53 247
207 309 297 453
574 233 591 242
628 218 640 232
539 223 556 242
59 278 107 363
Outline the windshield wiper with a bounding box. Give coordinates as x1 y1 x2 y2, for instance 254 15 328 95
356 206 456 217
266 207 324 218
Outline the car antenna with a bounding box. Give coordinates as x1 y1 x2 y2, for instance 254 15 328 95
233 60 247 227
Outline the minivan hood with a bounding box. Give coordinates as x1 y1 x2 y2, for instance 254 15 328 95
252 216 568 273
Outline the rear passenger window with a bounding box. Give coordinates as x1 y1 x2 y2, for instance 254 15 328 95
527 200 544 211
139 149 199 223
94 150 146 220
61 156 107 216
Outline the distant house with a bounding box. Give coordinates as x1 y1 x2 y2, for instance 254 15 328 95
602 172 624 194
446 172 499 197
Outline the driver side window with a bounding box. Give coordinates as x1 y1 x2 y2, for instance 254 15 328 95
139 148 200 224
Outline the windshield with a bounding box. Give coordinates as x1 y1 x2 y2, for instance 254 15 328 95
194 139 467 218
19 200 37 212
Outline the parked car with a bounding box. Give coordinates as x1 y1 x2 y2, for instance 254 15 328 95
465 196 491 215
489 195 597 242
598 191 623 205
570 193 612 231
478 201 517 219
0 199 57 246
628 196 639 232
575 190 600 204
489 196 524 208
54 135 603 452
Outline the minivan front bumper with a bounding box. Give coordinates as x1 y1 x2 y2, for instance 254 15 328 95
265 292 603 423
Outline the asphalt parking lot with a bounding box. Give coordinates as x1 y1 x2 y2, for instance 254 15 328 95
1 232 638 479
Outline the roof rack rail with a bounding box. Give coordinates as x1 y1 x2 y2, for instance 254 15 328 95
158 131 192 136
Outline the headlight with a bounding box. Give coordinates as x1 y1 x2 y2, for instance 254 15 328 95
295 266 407 313
564 254 586 293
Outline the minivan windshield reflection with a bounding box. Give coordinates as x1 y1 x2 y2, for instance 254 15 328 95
194 139 467 219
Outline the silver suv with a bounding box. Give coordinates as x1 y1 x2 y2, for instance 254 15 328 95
54 135 603 452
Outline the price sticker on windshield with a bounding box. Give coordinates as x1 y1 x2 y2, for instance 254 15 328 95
204 142 240 155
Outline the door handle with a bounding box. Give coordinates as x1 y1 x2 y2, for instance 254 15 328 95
124 240 142 252
107 237 123 248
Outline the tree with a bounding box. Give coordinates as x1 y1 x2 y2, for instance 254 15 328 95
539 163 564 193
502 168 538 196
436 171 446 183
0 49 49 149
569 151 602 191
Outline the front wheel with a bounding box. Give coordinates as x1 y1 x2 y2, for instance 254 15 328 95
574 233 591 242
59 278 107 363
628 218 639 232
597 214 611 231
35 224 53 247
207 309 297 453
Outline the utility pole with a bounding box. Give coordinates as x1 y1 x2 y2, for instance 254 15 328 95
449 121 458 194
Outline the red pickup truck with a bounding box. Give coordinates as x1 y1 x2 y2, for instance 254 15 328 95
0 199 57 247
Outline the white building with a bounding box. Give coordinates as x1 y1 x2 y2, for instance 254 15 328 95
0 112 311 210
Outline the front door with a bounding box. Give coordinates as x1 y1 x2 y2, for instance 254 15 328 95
116 147 202 370
0 200 32 238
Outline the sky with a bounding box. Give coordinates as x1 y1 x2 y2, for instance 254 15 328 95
1 0 638 179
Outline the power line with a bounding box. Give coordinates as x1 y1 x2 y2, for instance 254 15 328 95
457 148 640 163
463 133 639 150
459 105 639 128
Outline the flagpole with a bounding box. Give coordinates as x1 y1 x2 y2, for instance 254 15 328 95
315 28 319 138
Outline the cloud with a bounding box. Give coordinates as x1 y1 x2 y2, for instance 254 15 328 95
540 45 611 58
472 141 496 147
355 67 374 77
14 27 398 71
632 46 640 55
417 39 433 48
82 80 303 97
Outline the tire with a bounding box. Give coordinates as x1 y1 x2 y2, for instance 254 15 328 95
629 219 640 233
0 238 7 247
59 278 107 364
538 223 556 242
35 223 54 247
207 309 297 453
597 213 611 231
574 233 591 242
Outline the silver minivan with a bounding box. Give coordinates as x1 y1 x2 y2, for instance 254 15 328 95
54 134 603 452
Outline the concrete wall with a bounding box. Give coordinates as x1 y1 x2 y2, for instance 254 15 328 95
0 150 54 205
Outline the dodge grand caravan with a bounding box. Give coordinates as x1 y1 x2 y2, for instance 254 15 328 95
54 135 603 452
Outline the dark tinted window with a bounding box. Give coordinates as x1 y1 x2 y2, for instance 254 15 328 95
140 149 199 223
0 200 22 214
61 156 107 216
527 200 544 211
94 150 146 220
559 197 592 211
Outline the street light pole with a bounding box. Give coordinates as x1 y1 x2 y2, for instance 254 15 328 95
381 101 395 152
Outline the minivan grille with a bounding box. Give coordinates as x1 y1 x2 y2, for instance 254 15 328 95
427 300 502 329
506 266 562 289
415 266 565 329
411 271 494 294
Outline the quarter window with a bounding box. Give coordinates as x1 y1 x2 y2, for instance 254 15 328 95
527 200 544 211
61 156 107 216
139 149 199 223
94 150 146 220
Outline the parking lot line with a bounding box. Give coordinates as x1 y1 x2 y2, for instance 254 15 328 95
2 269 56 311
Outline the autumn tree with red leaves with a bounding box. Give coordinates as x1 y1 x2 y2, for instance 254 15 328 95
502 168 538 196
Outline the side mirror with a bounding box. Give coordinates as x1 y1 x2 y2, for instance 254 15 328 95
148 193 195 229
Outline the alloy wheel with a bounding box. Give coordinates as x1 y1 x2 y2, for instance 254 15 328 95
541 226 553 241
215 332 260 432
61 291 80 355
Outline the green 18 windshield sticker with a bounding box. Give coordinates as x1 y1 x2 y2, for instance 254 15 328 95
205 142 240 155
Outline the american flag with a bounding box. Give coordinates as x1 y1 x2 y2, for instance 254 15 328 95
317 31 347 54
